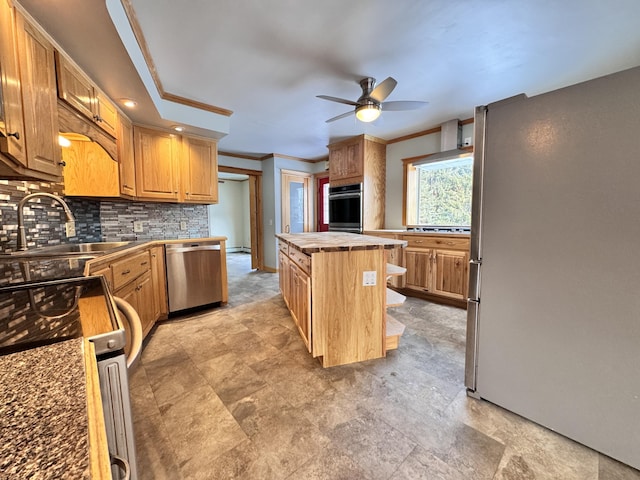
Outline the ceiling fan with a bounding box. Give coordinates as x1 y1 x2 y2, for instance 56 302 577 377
317 76 428 123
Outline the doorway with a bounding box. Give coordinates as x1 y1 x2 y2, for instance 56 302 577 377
217 165 264 270
281 170 312 233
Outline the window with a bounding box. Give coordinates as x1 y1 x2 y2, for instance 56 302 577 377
404 154 473 227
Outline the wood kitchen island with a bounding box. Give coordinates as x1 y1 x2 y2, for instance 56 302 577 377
276 232 407 367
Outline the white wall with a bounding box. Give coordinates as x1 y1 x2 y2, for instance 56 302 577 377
208 179 250 251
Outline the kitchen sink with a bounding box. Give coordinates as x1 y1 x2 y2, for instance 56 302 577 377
1 241 132 257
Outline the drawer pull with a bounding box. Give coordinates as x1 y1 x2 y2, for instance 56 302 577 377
140 261 148 266
121 269 131 275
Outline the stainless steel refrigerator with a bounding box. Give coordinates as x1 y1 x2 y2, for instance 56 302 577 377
465 66 640 469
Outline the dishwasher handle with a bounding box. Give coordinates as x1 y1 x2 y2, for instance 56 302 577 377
165 244 220 254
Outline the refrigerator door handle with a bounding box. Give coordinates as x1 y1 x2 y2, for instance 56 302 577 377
465 297 480 393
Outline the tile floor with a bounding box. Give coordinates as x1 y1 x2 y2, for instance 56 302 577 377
129 252 640 479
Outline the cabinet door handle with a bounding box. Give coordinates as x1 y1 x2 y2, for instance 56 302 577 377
140 261 148 266
58 161 66 167
121 269 131 275
7 131 20 140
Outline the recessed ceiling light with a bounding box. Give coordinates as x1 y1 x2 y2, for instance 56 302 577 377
121 98 137 108
172 125 184 132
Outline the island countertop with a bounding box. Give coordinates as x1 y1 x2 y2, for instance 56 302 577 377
276 232 406 254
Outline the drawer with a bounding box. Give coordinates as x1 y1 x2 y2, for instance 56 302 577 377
279 241 288 256
288 247 310 275
402 235 470 250
111 250 151 290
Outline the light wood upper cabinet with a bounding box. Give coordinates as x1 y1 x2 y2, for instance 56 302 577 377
55 52 117 138
181 135 218 203
329 139 362 182
134 125 180 201
14 11 61 177
117 113 136 197
0 0 26 167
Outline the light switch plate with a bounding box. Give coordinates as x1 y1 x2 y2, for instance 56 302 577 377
363 271 377 286
133 221 144 233
180 221 187 231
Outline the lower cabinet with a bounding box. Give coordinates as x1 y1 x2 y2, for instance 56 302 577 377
367 232 470 306
88 246 167 339
279 249 311 352
150 245 168 321
115 270 155 336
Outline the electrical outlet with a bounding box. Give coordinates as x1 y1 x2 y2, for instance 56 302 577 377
180 221 187 231
463 136 472 146
133 221 143 233
65 221 76 238
363 271 377 286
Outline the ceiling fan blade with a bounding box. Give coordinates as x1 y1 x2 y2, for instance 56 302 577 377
316 95 358 106
326 110 355 123
369 77 397 103
381 100 429 111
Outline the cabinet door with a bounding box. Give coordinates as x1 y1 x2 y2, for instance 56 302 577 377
0 0 26 166
117 113 136 197
150 246 167 320
329 140 363 182
404 249 433 292
279 251 290 305
94 91 117 137
15 12 61 176
136 271 156 336
55 51 94 120
432 249 469 300
182 135 218 203
292 264 311 353
134 126 179 200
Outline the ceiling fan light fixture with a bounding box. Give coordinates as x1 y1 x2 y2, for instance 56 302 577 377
356 103 381 122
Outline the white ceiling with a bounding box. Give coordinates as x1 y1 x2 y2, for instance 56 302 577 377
18 0 640 161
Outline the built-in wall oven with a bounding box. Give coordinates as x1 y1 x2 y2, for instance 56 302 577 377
328 183 362 233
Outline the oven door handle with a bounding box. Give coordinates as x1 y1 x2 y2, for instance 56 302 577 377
329 192 361 200
113 296 143 369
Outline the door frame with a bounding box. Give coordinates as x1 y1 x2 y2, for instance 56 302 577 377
281 169 312 233
218 165 264 270
315 172 330 231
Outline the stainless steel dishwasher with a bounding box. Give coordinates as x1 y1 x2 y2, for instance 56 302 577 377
165 241 223 313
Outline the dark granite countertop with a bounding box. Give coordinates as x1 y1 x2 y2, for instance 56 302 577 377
0 338 90 478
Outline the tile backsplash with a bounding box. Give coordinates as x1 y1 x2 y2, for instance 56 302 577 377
0 180 209 253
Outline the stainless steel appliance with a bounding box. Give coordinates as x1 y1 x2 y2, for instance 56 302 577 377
465 66 640 469
0 275 141 479
165 241 223 313
328 183 362 233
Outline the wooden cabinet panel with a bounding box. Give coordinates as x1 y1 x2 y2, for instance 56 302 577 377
117 113 136 197
405 249 433 291
0 0 26 166
55 51 94 119
134 126 179 201
181 135 218 203
62 139 119 196
291 263 311 352
432 250 469 299
329 138 362 183
55 52 118 138
94 91 117 137
136 271 155 336
15 12 61 176
150 245 167 320
111 250 151 290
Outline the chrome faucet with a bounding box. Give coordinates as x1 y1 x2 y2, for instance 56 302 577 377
17 193 76 251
